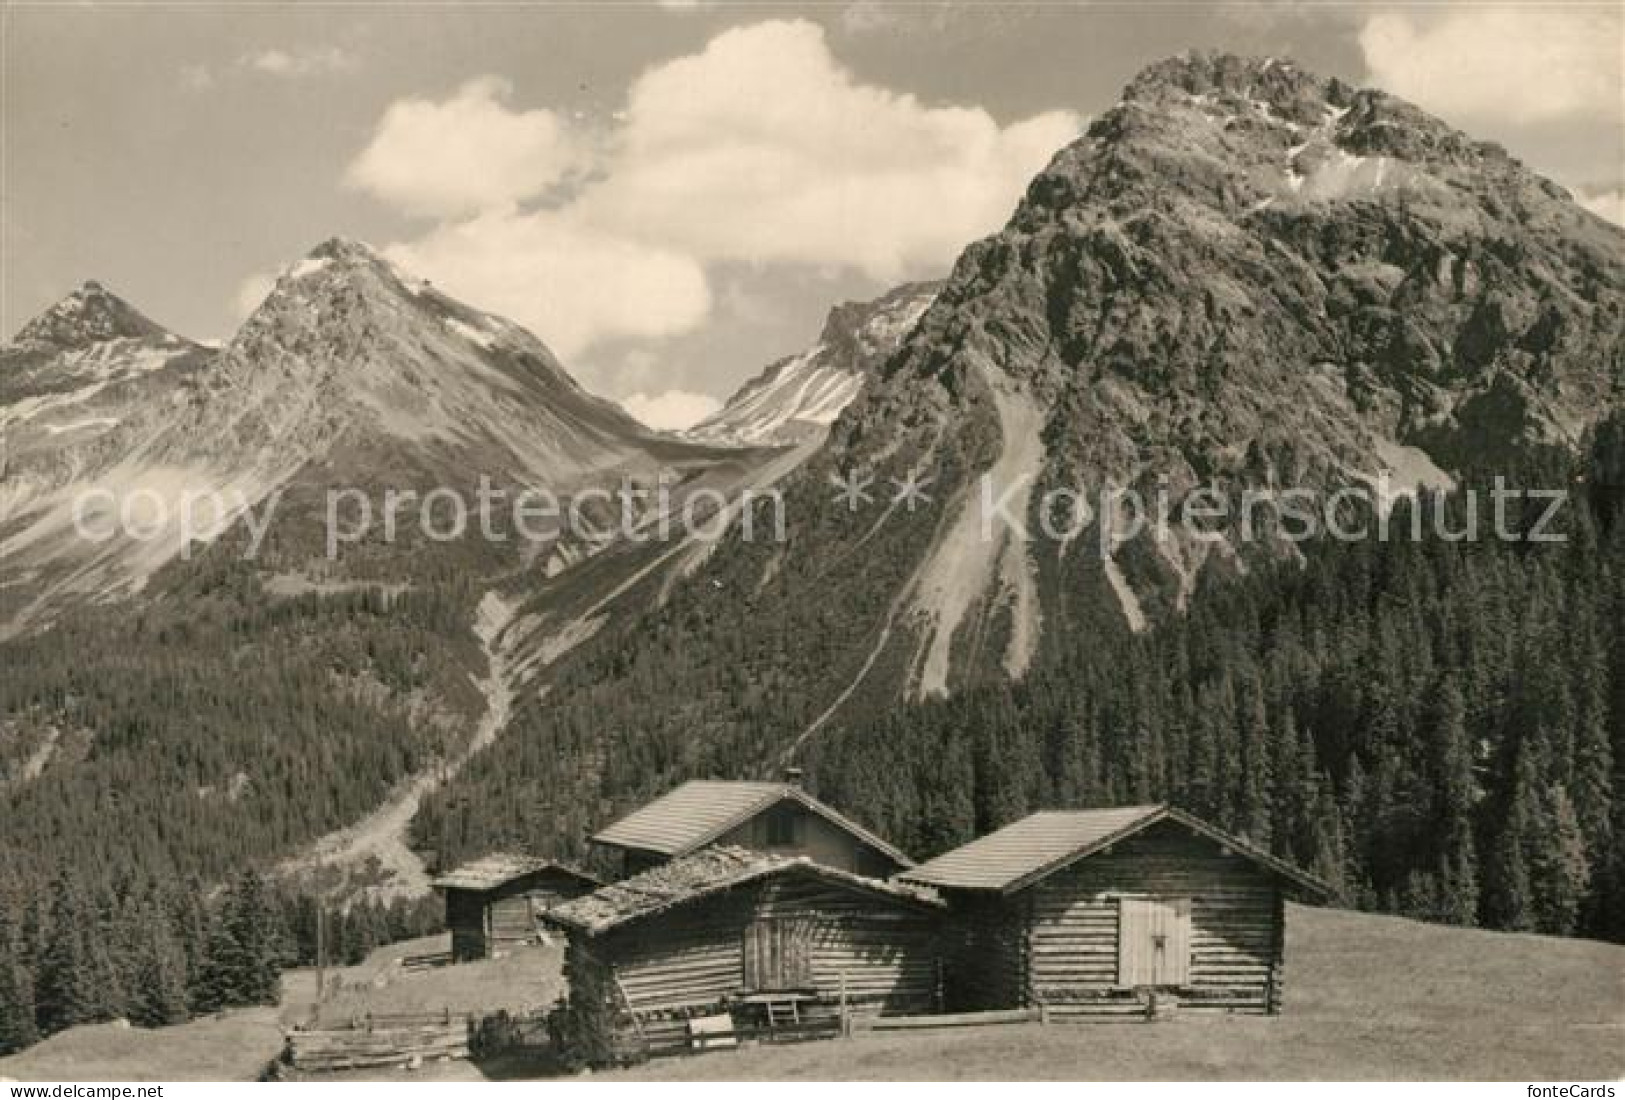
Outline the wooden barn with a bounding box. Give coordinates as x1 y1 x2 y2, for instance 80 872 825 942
431 854 602 962
900 804 1333 1018
548 846 945 1062
590 776 913 880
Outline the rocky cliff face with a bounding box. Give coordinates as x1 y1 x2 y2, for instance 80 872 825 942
687 282 940 447
474 53 1624 806
826 51 1623 640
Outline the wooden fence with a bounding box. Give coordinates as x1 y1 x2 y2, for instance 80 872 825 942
283 1011 472 1072
850 1006 1046 1033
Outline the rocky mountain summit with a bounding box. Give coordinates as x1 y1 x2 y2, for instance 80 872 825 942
0 239 726 632
833 50 1623 631
688 282 940 447
443 52 1625 828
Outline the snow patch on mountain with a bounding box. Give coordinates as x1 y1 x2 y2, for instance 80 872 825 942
688 282 939 448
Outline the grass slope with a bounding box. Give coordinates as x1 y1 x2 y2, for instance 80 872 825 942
611 905 1624 1081
279 933 565 1028
0 1011 284 1083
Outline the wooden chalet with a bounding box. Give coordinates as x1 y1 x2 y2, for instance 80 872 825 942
900 804 1333 1018
548 846 945 1061
590 776 913 880
431 854 602 962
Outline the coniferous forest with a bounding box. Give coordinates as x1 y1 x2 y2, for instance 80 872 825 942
0 570 470 1053
1 421 1621 1053
808 442 1625 943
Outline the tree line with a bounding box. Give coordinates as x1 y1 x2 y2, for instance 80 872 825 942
0 866 440 1055
806 437 1624 941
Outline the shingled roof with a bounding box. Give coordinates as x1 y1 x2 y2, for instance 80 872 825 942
589 780 914 867
899 804 1333 898
430 853 601 892
548 846 942 936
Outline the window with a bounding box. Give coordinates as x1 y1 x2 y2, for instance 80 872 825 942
765 806 798 847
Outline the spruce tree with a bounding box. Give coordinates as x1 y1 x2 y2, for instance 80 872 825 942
1430 677 1479 925
1529 785 1589 935
33 882 114 1035
127 915 190 1029
1480 746 1537 931
0 908 39 1054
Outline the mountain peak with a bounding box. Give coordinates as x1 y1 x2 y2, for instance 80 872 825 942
306 235 387 265
9 280 174 349
688 280 940 447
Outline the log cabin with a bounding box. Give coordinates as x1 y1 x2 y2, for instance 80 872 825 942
431 854 602 962
548 846 945 1062
900 804 1333 1018
589 775 913 880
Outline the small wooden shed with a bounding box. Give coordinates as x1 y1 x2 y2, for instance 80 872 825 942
431 854 602 962
548 846 944 1062
900 804 1332 1018
590 777 914 880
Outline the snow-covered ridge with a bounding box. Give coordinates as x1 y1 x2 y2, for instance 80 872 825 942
687 283 939 448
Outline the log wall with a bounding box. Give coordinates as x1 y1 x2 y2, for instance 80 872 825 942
567 873 942 1060
1023 821 1284 1017
446 868 597 961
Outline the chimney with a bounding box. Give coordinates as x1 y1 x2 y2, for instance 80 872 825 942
782 766 804 789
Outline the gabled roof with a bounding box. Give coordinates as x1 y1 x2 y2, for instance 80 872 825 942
899 804 1333 899
589 780 914 868
547 846 942 936
430 853 601 892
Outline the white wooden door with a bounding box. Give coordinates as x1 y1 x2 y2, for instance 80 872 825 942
1117 896 1191 987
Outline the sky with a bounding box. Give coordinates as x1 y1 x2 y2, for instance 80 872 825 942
4 2 1621 429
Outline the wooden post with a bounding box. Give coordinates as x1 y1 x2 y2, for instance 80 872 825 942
315 904 326 1000
839 970 849 1038
1267 888 1286 1016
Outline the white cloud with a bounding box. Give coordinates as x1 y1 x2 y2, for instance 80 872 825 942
1359 8 1621 126
347 19 1079 374
179 64 214 92
1576 188 1625 227
240 46 357 79
384 212 711 360
623 389 722 431
232 273 276 320
346 77 584 219
582 20 1080 281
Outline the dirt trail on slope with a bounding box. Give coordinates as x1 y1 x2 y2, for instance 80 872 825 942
280 590 518 901
910 356 1045 698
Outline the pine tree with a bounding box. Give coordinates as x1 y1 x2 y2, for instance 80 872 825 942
219 871 282 1007
1480 745 1537 931
0 954 38 1054
0 907 39 1054
1305 778 1349 903
1529 785 1589 935
33 881 115 1035
1235 677 1273 846
1430 677 1479 925
127 916 190 1029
